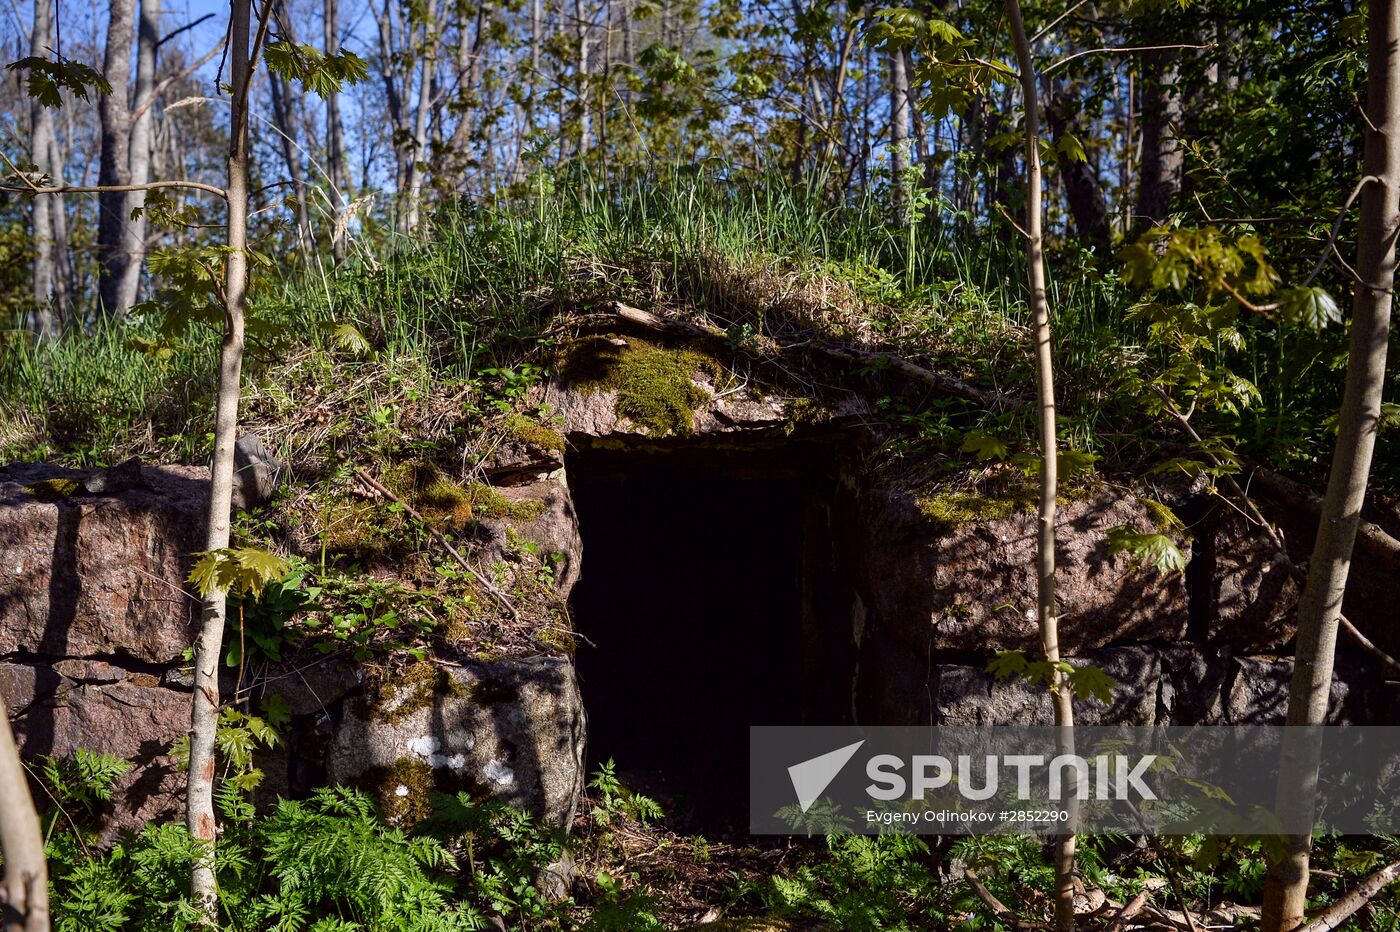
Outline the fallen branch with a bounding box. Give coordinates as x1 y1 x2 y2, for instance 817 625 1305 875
1106 889 1151 931
610 301 1015 410
352 468 519 621
1299 858 1400 932
1249 465 1400 573
964 867 1027 928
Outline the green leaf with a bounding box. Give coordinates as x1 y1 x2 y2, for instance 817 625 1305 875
960 430 1008 462
1055 133 1087 164
321 321 372 356
1057 449 1098 477
1105 525 1188 574
187 552 225 597
1067 665 1116 704
987 649 1028 680
5 55 112 107
1278 286 1341 330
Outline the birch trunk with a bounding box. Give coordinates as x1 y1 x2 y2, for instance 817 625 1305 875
96 0 135 316
46 130 71 321
403 0 439 231
889 47 910 215
324 0 347 199
575 0 590 155
28 0 57 338
113 0 161 316
1261 1 1400 928
0 694 47 932
187 0 251 917
1005 4 1077 930
267 3 311 254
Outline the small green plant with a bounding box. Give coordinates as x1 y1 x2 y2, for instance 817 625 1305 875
988 650 1116 705
588 759 665 825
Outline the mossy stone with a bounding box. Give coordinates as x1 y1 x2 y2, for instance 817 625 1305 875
468 482 547 521
24 477 81 501
561 335 714 436
502 413 566 453
916 489 1034 535
373 660 470 724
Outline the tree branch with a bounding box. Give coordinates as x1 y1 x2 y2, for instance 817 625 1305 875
1303 176 1379 287
1044 43 1212 76
352 468 520 621
1151 386 1400 675
1299 859 1400 932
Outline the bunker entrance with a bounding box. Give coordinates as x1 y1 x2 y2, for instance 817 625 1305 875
567 437 862 835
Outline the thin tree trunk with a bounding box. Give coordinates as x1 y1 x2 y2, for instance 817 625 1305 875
1005 4 1076 930
47 130 72 325
28 0 57 338
324 0 347 198
575 0 590 155
374 0 409 224
1135 46 1183 228
818 14 859 179
889 47 910 216
403 0 439 231
529 0 542 136
115 0 160 315
0 694 47 932
96 0 135 316
1049 81 1111 253
1261 1 1400 928
187 0 251 917
267 3 311 255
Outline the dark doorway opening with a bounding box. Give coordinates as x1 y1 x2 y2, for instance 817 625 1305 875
568 438 859 835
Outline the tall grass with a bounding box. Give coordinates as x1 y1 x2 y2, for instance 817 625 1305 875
2 167 1146 467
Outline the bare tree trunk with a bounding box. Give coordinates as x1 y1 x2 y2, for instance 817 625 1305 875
1006 4 1076 930
374 0 409 225
1261 2 1400 929
529 0 542 135
324 0 347 198
403 0 439 231
1135 46 1183 228
187 0 251 917
96 0 135 316
28 0 57 338
267 2 311 254
47 137 72 324
114 0 161 315
446 4 486 185
0 694 47 932
818 12 859 180
1049 81 1111 253
889 47 910 216
575 0 590 156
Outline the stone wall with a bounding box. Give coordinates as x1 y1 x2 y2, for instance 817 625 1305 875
0 349 1393 835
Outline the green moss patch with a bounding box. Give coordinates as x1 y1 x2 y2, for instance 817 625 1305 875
373 660 470 724
468 482 548 521
916 488 1036 535
502 413 565 452
359 756 493 826
24 477 81 501
560 335 714 436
